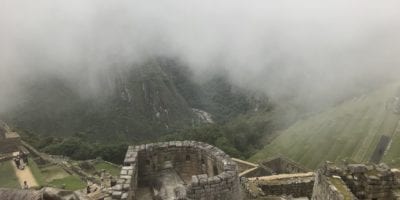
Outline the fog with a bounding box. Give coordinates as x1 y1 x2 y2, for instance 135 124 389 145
1 0 400 112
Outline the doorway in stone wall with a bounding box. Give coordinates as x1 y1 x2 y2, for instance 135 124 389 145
213 165 218 176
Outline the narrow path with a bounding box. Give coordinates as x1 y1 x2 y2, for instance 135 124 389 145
11 160 38 189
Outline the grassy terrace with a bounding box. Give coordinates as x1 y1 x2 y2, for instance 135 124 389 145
26 157 120 191
251 83 400 169
29 157 86 190
329 177 353 200
29 158 46 186
0 161 19 188
47 175 86 190
94 161 121 177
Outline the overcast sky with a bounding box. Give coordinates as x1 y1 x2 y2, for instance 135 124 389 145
1 0 400 111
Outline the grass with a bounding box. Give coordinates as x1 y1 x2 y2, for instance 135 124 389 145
47 175 86 190
94 161 121 177
28 157 86 190
28 158 46 186
251 83 400 169
0 161 20 188
329 177 353 200
39 164 70 182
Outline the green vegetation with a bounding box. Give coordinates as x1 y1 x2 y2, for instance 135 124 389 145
160 112 275 159
5 60 261 143
0 159 84 190
94 161 121 177
251 83 400 169
22 133 129 164
28 158 46 186
162 61 259 124
21 119 269 161
4 62 196 142
329 177 352 200
28 157 86 190
21 96 275 161
0 161 20 188
5 60 277 163
39 164 70 183
47 175 86 190
383 117 400 167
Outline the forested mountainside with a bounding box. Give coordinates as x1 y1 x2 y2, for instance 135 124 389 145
2 59 265 143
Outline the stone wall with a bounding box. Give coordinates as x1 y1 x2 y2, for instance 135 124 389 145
242 172 315 199
261 157 309 174
260 176 314 198
111 141 240 200
0 132 21 154
331 163 400 200
240 166 273 178
312 170 357 200
0 126 5 139
314 162 400 200
232 158 258 174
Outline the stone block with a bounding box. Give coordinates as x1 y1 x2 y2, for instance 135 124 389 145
348 164 368 174
112 191 122 198
112 184 123 191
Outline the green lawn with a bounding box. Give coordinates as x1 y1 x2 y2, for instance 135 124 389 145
94 161 121 177
28 158 46 186
251 83 400 169
28 158 86 190
39 164 70 182
0 161 20 188
329 177 353 200
47 175 86 190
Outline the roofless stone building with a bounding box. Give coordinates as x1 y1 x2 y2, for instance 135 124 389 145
3 138 400 200
111 141 241 200
0 125 21 155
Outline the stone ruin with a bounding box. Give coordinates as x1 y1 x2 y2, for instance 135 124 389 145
3 137 400 200
240 158 400 200
312 162 400 200
242 172 315 199
109 141 240 200
0 125 22 156
260 157 310 174
0 187 90 200
238 156 315 199
238 157 311 179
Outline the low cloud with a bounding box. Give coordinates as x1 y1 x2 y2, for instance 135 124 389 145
1 0 400 112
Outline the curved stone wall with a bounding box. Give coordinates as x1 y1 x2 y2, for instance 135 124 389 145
111 141 240 200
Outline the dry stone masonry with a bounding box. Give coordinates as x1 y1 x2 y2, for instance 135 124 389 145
241 172 315 199
108 148 400 200
238 157 310 178
260 157 310 174
312 161 400 200
110 141 240 200
0 126 21 155
312 169 357 200
240 158 400 200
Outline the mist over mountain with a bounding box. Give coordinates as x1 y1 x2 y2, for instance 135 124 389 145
1 0 400 114
1 0 400 153
2 58 262 141
3 3 400 197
